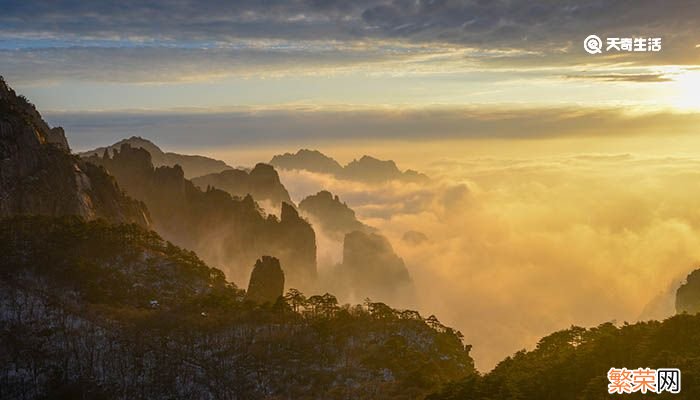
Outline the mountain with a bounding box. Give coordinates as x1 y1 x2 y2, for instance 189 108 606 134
192 163 293 208
0 77 149 226
270 148 343 175
427 315 700 399
341 155 428 183
0 215 475 399
299 190 373 239
83 144 317 289
270 149 429 183
80 136 232 179
321 230 414 303
676 268 700 314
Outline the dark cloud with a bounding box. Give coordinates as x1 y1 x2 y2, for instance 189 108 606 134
44 106 700 151
1 0 699 67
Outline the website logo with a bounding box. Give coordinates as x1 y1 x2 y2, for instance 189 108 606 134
607 368 680 394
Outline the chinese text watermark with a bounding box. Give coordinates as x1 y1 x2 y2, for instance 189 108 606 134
607 368 680 394
584 35 661 54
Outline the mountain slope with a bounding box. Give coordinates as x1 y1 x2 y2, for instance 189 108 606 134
0 216 475 399
84 144 317 288
0 77 149 226
80 136 232 179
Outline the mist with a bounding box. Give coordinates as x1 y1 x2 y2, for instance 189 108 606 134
273 152 700 370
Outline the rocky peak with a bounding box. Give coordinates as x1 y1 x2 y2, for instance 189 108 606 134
298 190 370 239
246 256 285 304
0 77 148 225
191 162 293 207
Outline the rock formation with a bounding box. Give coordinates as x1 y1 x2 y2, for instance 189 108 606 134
299 190 372 239
246 256 285 304
192 163 293 208
84 144 317 288
80 136 232 178
0 77 149 226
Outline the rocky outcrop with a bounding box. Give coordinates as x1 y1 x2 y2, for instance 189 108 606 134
84 145 317 288
677 268 700 314
270 149 428 183
246 256 285 304
192 163 293 208
299 190 371 239
0 77 149 226
80 136 232 178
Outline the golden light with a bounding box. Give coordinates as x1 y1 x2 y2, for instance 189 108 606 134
670 69 700 110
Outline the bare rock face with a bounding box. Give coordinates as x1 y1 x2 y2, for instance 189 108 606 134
246 256 285 304
192 163 293 207
677 268 700 314
0 77 149 226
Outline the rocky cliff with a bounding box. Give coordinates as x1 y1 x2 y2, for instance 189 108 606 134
246 256 285 304
192 163 293 208
84 144 317 288
0 77 149 226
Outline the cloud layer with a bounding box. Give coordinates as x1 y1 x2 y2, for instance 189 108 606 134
276 153 700 370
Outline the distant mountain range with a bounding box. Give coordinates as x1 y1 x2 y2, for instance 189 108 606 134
270 149 429 183
80 136 232 179
192 163 293 208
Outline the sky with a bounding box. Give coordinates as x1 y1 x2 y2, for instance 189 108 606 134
3 0 700 370
1 0 700 153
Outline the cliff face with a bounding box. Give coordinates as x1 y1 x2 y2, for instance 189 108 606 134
192 163 293 208
84 144 317 288
246 256 285 304
80 136 232 179
0 77 149 226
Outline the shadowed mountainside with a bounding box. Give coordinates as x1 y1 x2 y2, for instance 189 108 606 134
192 163 293 208
84 144 317 289
80 136 232 179
0 216 475 399
0 77 149 226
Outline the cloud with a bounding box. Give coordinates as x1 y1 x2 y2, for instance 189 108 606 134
44 106 700 152
565 73 673 82
275 153 700 370
1 0 699 77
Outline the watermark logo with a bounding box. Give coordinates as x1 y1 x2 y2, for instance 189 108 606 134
585 35 662 54
607 368 680 394
584 34 603 54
